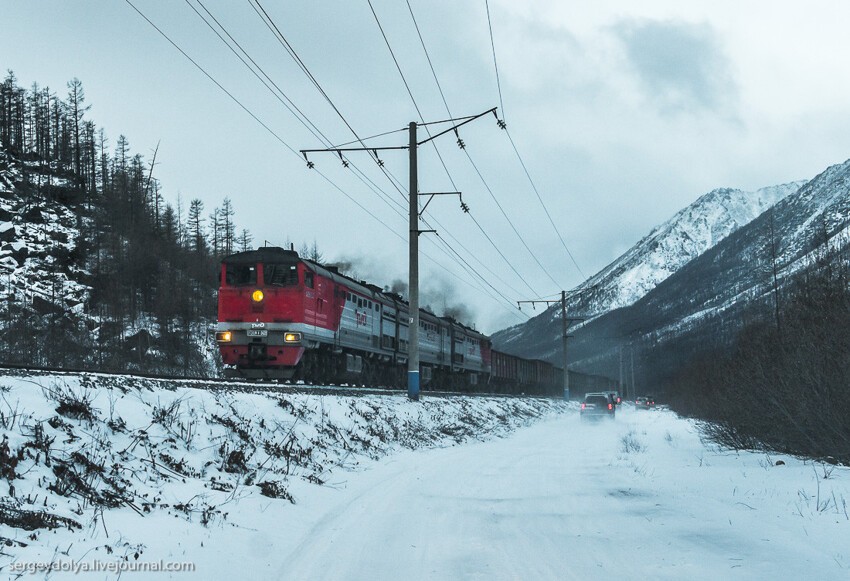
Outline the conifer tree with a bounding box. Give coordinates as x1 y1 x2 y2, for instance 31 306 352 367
188 198 206 254
238 228 253 252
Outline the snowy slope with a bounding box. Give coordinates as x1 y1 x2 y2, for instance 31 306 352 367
0 151 90 314
583 182 803 311
492 180 803 358
0 370 567 577
611 157 850 342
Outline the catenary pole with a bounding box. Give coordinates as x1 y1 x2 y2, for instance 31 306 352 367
408 122 420 400
518 287 594 400
561 290 569 400
300 108 496 401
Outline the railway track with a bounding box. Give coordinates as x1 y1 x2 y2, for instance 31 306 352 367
0 363 558 401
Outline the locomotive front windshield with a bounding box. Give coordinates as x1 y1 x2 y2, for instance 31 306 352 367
264 263 299 286
226 264 257 287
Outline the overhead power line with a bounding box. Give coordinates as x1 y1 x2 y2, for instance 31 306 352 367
129 1 518 318
186 0 407 217
372 0 565 296
246 1 526 309
482 0 586 281
404 0 565 291
484 0 506 118
124 0 406 238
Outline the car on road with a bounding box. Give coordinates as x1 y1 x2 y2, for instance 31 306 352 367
605 390 623 406
635 396 656 410
581 393 615 421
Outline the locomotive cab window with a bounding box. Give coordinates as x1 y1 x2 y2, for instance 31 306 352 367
264 263 299 287
226 264 257 287
304 271 314 289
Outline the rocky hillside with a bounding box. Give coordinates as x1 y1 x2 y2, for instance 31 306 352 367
493 180 803 360
0 370 568 574
534 157 850 391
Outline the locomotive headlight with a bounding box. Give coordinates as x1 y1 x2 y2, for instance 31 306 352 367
251 289 264 303
216 331 232 343
284 332 302 343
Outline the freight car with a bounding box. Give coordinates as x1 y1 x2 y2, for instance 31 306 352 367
214 247 586 395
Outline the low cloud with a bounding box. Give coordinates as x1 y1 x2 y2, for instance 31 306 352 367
613 19 738 114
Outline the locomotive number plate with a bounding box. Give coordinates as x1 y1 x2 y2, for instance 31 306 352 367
247 330 268 337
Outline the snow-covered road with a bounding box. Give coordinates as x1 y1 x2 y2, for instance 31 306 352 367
3 375 847 580
277 407 850 581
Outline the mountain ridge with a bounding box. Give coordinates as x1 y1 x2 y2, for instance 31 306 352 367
492 179 805 358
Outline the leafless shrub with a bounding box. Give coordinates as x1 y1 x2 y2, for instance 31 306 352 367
263 435 314 475
219 444 250 474
0 394 22 430
49 451 131 509
152 397 183 430
209 413 252 443
669 250 850 464
620 430 646 454
22 421 55 466
0 436 23 482
818 462 836 480
42 381 96 423
159 453 198 478
0 501 81 531
258 480 295 503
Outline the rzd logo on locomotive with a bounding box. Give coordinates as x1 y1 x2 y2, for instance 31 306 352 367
356 311 368 326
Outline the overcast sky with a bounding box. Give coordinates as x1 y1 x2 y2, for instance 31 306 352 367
3 1 850 333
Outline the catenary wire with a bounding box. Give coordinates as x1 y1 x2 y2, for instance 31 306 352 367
250 0 532 303
404 0 564 292
126 0 525 321
369 0 556 298
189 0 407 216
482 0 586 280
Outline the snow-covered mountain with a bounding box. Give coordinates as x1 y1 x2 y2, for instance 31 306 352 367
621 157 850 339
583 182 804 311
495 156 850 390
492 180 804 358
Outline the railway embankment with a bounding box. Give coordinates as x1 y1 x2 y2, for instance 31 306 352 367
0 371 569 570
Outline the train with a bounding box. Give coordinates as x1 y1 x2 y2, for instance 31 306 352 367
215 247 610 396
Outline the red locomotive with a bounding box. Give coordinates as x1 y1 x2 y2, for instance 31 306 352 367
215 247 489 388
215 246 571 393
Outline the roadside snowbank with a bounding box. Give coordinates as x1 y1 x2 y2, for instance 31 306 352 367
0 372 568 576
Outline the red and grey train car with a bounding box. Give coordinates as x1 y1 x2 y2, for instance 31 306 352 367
215 247 488 388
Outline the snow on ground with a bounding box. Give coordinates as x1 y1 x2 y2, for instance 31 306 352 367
0 371 566 579
277 408 850 581
1 374 849 580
